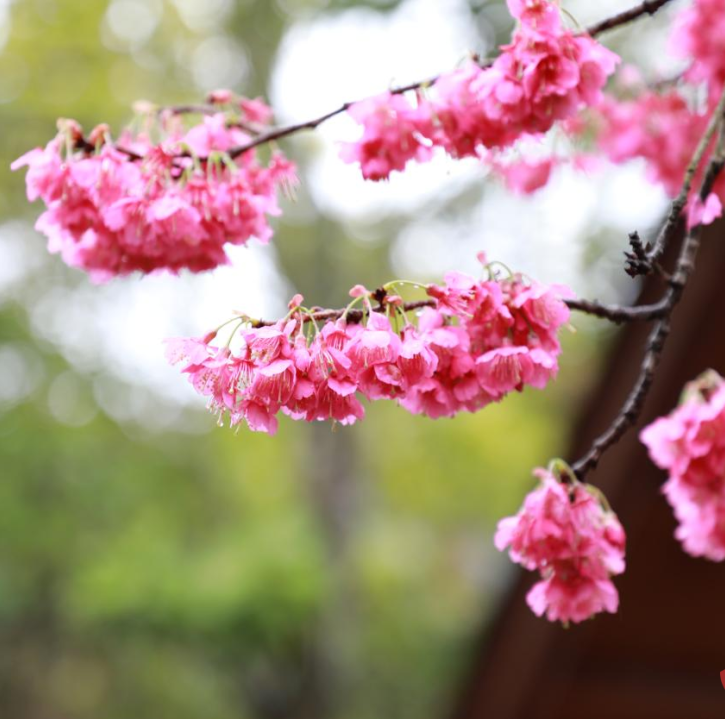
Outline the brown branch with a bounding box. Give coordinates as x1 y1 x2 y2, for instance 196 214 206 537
572 96 725 479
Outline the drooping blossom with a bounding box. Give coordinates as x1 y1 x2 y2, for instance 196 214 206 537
338 93 433 181
495 464 626 624
640 370 725 561
341 0 618 179
167 260 573 433
12 93 296 282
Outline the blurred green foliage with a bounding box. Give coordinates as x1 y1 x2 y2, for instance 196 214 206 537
0 0 602 717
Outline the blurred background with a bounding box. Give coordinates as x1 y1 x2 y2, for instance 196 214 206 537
0 1 681 717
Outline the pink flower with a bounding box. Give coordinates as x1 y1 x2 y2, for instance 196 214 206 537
208 89 234 105
476 346 556 396
310 377 366 425
527 572 620 624
508 279 573 352
240 97 274 125
507 0 561 33
427 271 482 316
397 327 439 389
250 358 297 407
495 466 626 624
340 92 433 181
345 311 401 371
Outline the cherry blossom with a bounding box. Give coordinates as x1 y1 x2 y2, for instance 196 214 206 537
12 94 296 281
166 263 573 433
338 92 433 181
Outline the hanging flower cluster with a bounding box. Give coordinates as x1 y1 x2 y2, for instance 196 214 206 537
640 371 725 561
165 264 572 435
495 464 626 624
11 94 296 282
340 0 619 180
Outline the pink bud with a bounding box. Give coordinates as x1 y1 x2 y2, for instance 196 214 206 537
288 293 304 309
208 89 234 105
349 284 370 298
88 124 110 145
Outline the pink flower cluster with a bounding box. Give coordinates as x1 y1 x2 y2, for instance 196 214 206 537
670 0 725 96
640 371 725 561
495 466 626 624
165 268 572 434
340 0 618 180
12 96 296 282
